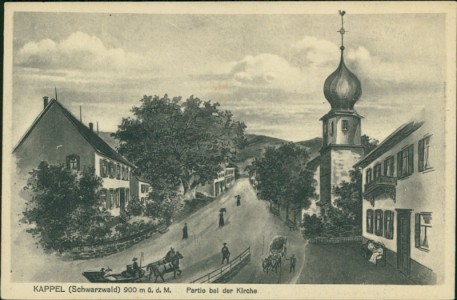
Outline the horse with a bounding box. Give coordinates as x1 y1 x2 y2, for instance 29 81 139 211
147 251 184 281
262 254 281 274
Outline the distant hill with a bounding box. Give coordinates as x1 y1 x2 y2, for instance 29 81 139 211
98 131 322 174
235 134 322 173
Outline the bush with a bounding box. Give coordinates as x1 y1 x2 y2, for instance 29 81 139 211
127 196 144 216
302 214 324 239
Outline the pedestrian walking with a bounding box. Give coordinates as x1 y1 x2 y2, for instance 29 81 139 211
182 223 188 239
235 195 241 206
287 254 296 273
221 243 230 264
219 211 225 227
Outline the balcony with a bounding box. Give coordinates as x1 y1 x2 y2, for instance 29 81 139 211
363 176 397 205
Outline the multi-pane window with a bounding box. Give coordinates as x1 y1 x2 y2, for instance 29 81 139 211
373 163 382 179
342 120 349 132
365 168 372 184
384 156 395 177
66 154 80 171
366 210 374 233
375 210 383 236
397 145 414 178
415 213 431 251
418 136 432 171
114 189 120 207
384 210 394 239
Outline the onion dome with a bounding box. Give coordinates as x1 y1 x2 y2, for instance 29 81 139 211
323 10 362 111
323 50 362 110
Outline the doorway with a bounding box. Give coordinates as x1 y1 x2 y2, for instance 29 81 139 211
396 209 412 275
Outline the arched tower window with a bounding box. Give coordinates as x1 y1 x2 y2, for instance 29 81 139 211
330 121 334 136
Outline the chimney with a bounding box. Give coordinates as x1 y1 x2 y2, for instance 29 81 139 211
89 122 94 131
43 96 49 109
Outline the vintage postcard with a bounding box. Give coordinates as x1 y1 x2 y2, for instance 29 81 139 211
2 2 456 299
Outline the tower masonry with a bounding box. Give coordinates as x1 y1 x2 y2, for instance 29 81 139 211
319 11 364 207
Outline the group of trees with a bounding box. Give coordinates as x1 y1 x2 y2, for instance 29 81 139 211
252 143 316 224
112 95 246 200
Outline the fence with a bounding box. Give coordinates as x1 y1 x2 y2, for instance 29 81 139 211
309 236 362 244
191 247 251 283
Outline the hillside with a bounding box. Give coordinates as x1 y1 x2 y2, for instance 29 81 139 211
235 134 322 173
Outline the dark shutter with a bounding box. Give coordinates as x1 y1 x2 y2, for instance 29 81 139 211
418 139 424 172
408 145 414 175
397 152 402 178
415 213 421 248
383 211 388 238
66 156 71 169
76 155 80 171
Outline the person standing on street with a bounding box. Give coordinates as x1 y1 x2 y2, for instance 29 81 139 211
287 254 296 273
182 223 188 239
221 243 230 264
219 211 225 227
235 195 241 206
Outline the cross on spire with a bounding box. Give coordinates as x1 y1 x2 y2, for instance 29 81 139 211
337 10 346 52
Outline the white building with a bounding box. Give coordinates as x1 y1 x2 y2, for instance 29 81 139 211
354 110 445 284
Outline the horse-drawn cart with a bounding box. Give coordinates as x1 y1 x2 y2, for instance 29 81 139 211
82 266 145 283
262 236 287 273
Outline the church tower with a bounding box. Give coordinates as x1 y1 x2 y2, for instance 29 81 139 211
319 11 364 207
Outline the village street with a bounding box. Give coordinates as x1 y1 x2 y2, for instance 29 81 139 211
12 178 308 283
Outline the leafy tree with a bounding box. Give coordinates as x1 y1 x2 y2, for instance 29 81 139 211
302 214 324 238
23 162 109 251
253 143 316 223
361 134 379 154
112 95 246 199
331 168 363 226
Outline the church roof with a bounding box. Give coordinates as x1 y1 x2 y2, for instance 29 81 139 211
354 121 423 169
13 99 136 168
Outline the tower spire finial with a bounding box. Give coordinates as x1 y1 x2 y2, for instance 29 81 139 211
337 10 346 52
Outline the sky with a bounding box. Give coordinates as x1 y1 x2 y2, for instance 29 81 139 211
11 12 446 144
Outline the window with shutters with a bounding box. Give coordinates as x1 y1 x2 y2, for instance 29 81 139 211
383 210 394 239
116 164 121 179
108 189 114 209
109 162 115 178
126 188 130 205
397 145 414 179
365 168 372 184
114 189 120 207
125 168 129 181
100 159 107 177
384 156 395 177
418 136 432 172
100 189 107 209
66 154 80 171
366 209 374 233
415 212 431 251
375 210 383 236
373 163 382 179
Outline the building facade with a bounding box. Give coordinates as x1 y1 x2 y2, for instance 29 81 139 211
197 166 236 197
130 175 152 204
355 111 445 284
13 97 136 217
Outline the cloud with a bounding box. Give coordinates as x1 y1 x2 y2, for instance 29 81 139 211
16 31 148 71
290 36 340 67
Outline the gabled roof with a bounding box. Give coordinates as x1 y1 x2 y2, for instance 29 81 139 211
306 155 321 171
13 99 136 168
354 121 423 169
